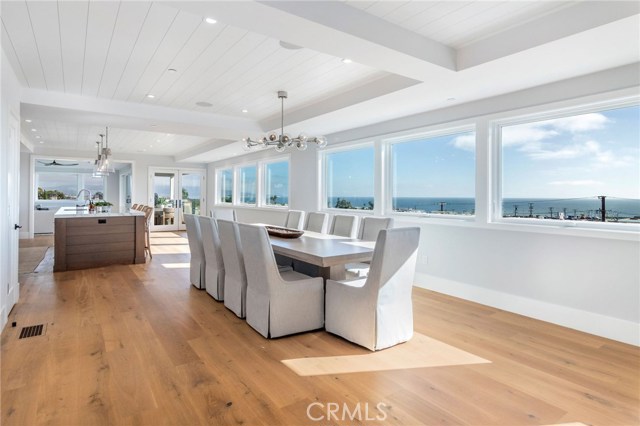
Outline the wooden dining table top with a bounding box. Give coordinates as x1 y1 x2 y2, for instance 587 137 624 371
268 229 375 268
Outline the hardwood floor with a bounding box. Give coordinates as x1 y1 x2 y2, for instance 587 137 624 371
3 232 638 425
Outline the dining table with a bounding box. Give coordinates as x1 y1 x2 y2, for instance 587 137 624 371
268 228 375 281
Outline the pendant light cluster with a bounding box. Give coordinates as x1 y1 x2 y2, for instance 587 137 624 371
93 126 114 176
242 91 327 152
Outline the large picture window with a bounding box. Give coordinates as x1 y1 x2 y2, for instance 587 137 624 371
390 130 476 215
500 104 640 224
325 146 375 210
217 168 233 203
263 160 289 207
36 172 106 200
238 165 257 205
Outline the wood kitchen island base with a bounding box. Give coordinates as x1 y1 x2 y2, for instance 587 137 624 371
54 209 146 272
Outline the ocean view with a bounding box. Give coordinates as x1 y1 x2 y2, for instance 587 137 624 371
327 196 640 221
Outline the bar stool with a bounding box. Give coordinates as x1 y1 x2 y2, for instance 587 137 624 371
141 206 153 259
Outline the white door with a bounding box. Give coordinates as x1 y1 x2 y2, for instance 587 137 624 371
6 114 20 316
148 168 205 232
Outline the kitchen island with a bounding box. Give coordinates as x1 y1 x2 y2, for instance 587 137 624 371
54 207 146 272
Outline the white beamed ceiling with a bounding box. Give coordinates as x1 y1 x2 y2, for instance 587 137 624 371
2 0 639 161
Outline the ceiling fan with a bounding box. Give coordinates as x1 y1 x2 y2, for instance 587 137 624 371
37 160 79 167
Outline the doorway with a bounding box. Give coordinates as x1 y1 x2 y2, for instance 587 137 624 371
149 168 205 232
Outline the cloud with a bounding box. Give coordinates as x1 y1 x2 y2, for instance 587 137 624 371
501 112 609 148
450 134 475 151
548 180 604 186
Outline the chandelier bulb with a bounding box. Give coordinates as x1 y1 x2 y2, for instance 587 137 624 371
275 143 286 153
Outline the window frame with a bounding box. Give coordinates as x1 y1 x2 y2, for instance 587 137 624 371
321 141 376 212
215 167 234 205
492 96 640 232
384 124 477 220
260 156 290 209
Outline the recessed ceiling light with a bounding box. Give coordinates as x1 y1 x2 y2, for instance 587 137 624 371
204 17 217 24
196 101 213 107
156 139 160 143
151 124 157 128
447 97 456 101
341 58 353 64
25 119 32 123
31 128 37 132
40 141 44 144
35 135 40 139
167 68 177 73
149 145 153 148
241 109 248 113
146 94 155 99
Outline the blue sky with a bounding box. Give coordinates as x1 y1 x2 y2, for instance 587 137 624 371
328 105 639 200
502 105 640 199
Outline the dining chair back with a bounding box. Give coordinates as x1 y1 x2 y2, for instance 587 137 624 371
218 219 248 318
197 215 225 301
238 223 324 338
184 214 205 289
325 227 420 351
211 208 236 221
305 212 329 233
359 217 394 241
285 210 305 230
330 214 358 238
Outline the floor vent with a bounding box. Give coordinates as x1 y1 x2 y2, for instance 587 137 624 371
19 324 44 339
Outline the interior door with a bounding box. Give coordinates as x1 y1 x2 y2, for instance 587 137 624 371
149 169 205 232
6 114 20 313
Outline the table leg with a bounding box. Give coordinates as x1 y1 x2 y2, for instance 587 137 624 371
319 266 346 281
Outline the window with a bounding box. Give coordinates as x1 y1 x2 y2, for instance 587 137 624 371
238 165 257 204
263 160 289 207
36 172 105 200
325 145 375 210
500 104 640 224
390 130 476 215
217 168 233 203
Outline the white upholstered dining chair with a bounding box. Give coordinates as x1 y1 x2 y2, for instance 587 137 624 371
285 210 305 230
197 215 225 301
210 208 236 221
238 223 324 338
346 216 394 278
330 214 358 238
325 227 420 351
305 212 329 233
184 214 205 289
218 219 248 318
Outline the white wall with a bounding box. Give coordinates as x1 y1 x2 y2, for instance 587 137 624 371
208 65 640 345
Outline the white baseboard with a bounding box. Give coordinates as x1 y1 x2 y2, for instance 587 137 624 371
414 272 640 346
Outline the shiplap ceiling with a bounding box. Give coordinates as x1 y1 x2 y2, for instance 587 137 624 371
2 0 638 161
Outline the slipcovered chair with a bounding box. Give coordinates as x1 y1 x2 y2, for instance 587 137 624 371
285 210 305 230
184 214 205 289
330 214 358 238
325 227 420 351
305 212 329 233
218 219 248 318
346 217 394 278
197 215 225 301
238 223 324 338
211 208 236 221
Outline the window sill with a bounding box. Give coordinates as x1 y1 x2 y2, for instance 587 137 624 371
486 219 640 241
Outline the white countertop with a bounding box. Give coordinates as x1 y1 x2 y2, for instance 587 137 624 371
54 207 144 218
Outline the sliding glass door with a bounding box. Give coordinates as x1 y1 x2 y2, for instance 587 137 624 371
149 168 205 232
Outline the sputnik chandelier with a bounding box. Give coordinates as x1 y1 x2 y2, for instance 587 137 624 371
242 91 327 152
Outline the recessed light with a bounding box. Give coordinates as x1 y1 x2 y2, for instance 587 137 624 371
204 17 217 24
241 109 248 113
40 141 44 144
341 58 353 64
151 124 157 128
35 135 40 139
25 119 32 123
149 145 153 148
279 41 302 50
146 94 155 99
156 139 160 143
168 68 177 73
447 97 456 101
31 128 37 132
196 101 213 107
